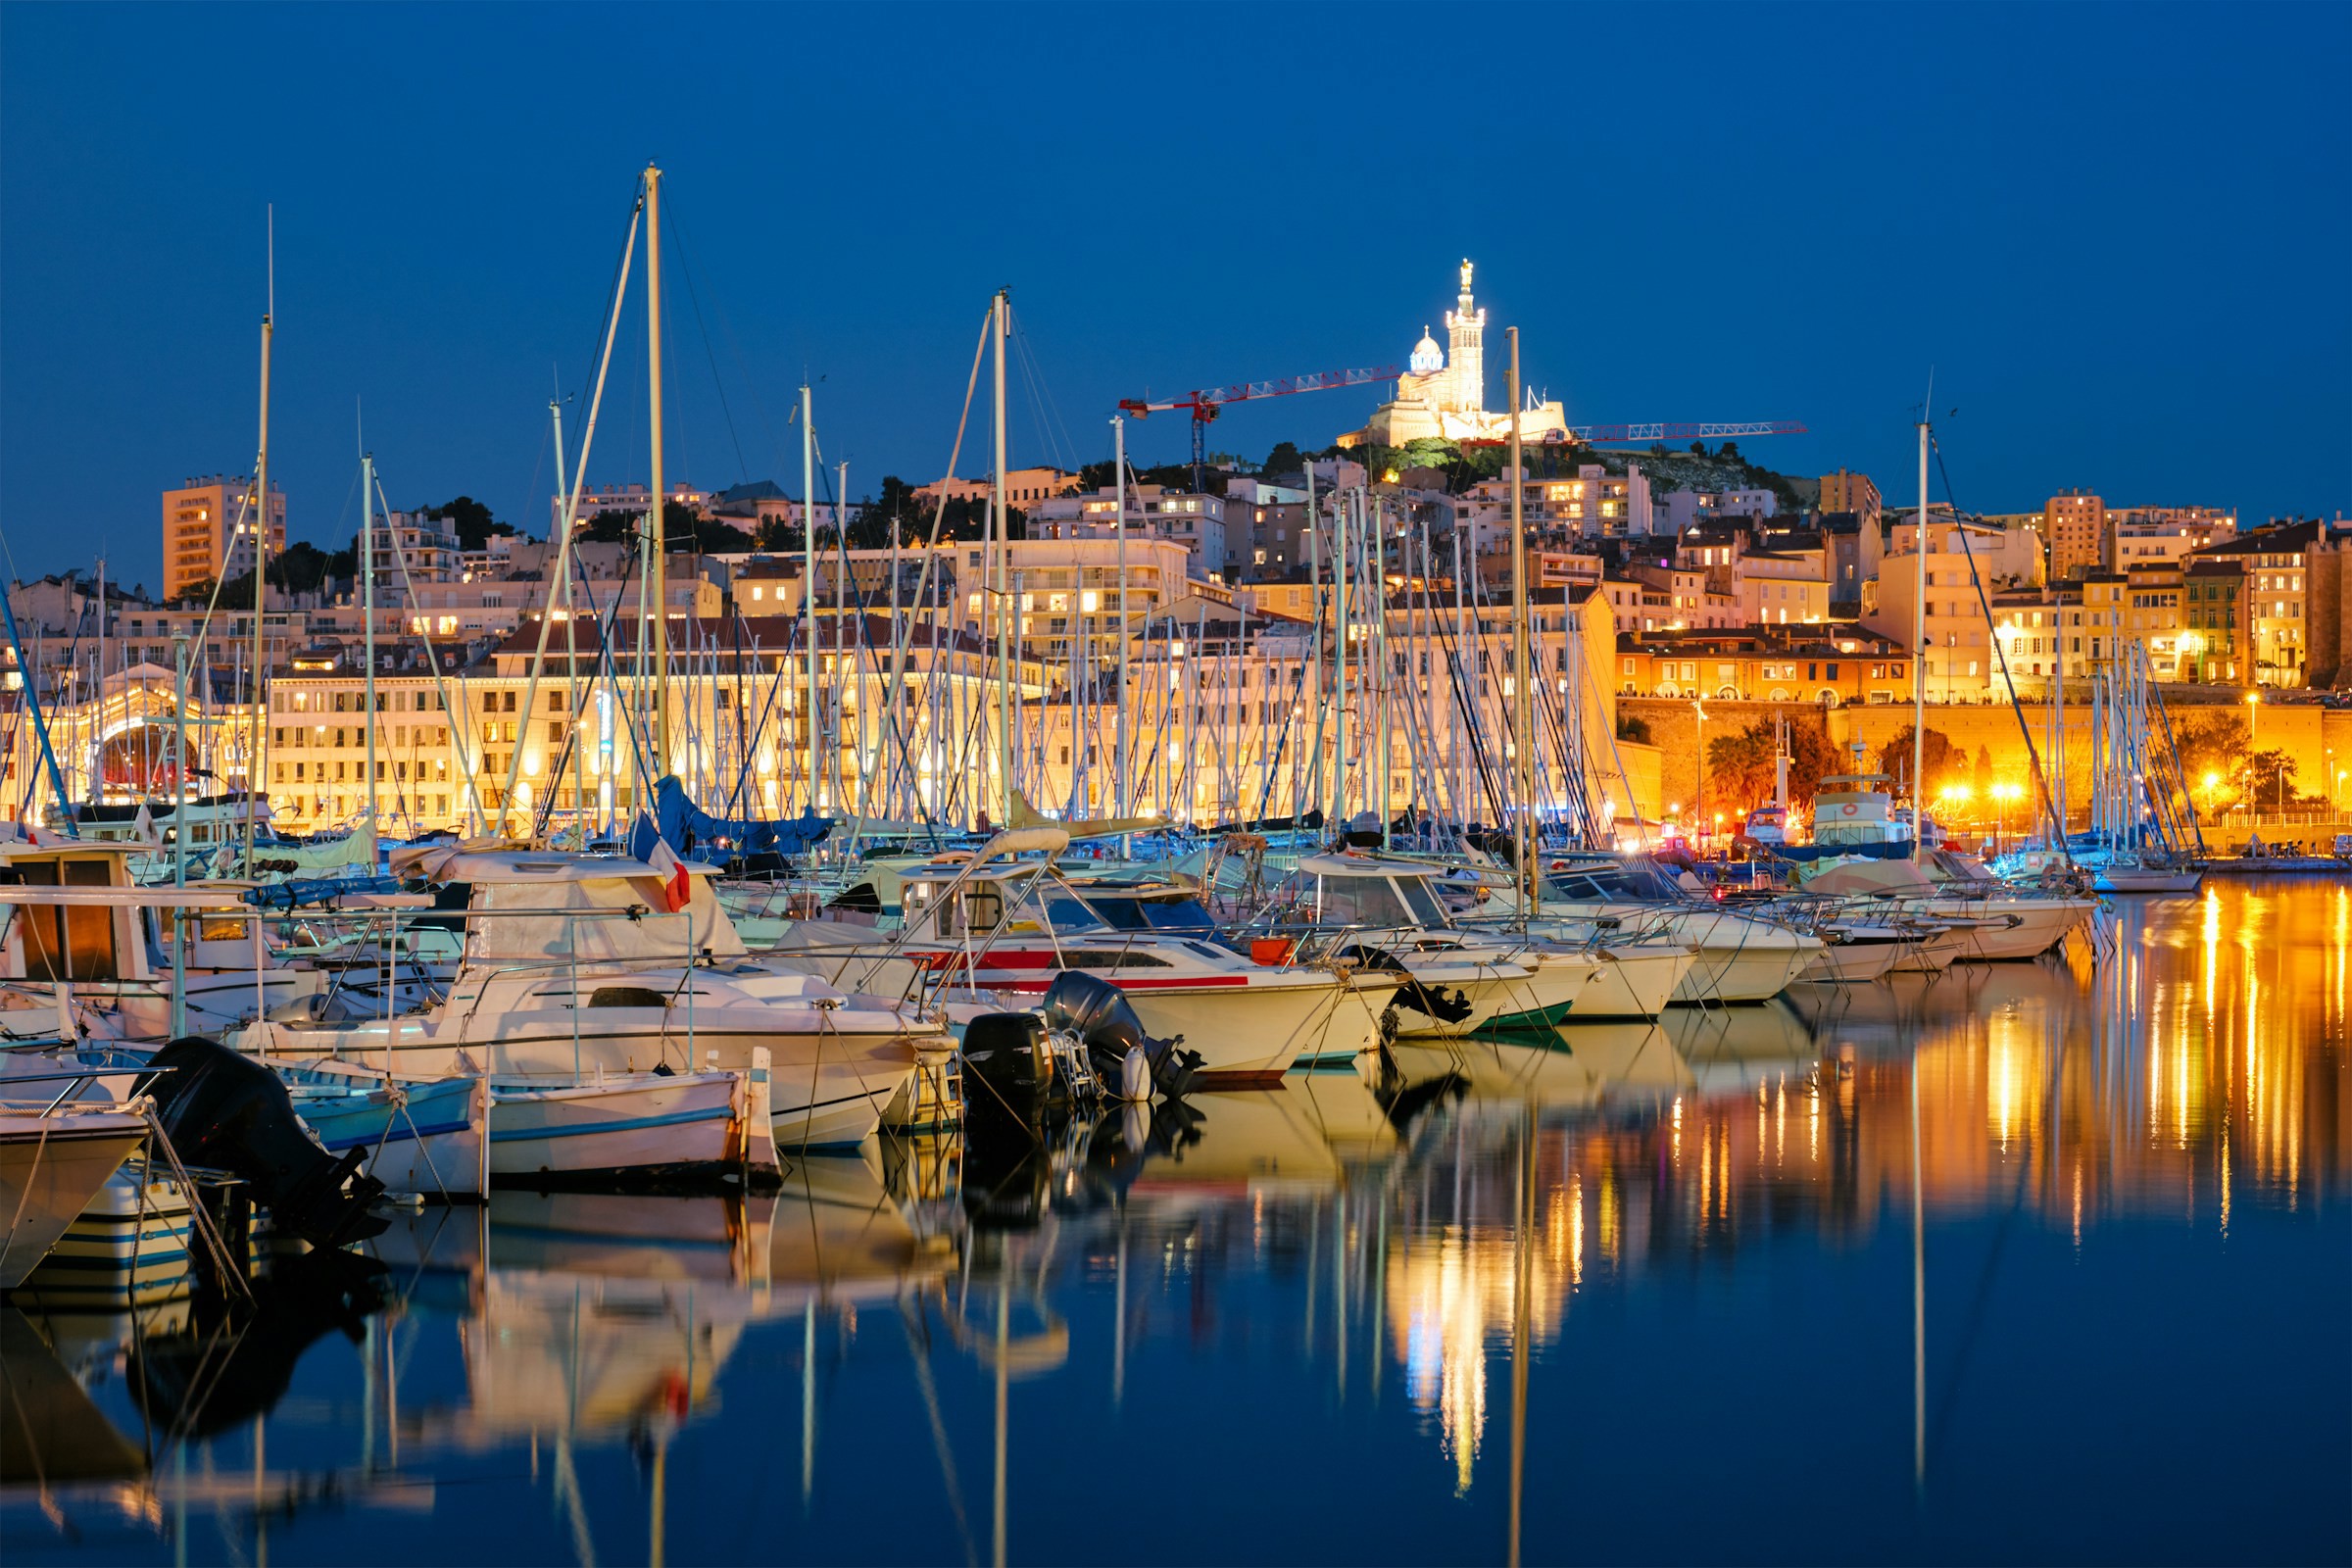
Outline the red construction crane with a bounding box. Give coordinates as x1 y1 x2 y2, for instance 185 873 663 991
1119 365 1397 492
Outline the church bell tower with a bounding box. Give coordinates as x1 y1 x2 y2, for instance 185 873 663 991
1443 259 1487 416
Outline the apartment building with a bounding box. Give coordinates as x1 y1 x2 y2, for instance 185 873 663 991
1029 484 1227 578
1616 628 1913 707
2108 506 2237 570
1818 469 1883 532
2043 490 2105 581
162 476 287 600
2180 519 2322 687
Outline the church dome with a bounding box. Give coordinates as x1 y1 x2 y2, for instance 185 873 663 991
1408 326 1444 377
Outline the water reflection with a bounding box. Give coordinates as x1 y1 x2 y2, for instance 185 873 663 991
5 884 2344 1564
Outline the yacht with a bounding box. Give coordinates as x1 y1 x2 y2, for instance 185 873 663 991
761 839 1400 1085
240 846 937 1149
1477 858 1822 1004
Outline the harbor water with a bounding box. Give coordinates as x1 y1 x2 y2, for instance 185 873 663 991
6 879 2345 1565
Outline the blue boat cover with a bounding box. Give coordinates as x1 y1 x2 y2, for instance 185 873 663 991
630 775 833 861
242 874 411 910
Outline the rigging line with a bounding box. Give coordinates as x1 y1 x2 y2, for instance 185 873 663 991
568 184 649 445
662 187 751 483
1931 436 2071 862
1005 308 1078 476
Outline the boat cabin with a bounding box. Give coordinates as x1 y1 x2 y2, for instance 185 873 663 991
1276 854 1456 930
0 842 156 985
1812 774 1913 847
388 848 747 969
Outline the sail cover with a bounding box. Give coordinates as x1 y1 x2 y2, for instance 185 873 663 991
633 775 833 860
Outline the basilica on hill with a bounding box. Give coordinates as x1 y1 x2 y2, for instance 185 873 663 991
1337 260 1570 449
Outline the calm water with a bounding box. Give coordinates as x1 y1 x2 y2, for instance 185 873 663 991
6 882 2347 1566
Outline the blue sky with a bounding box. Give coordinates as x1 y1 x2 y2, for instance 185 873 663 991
2 2 2345 593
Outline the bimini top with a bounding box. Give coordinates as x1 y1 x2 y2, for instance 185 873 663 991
390 842 718 886
1293 851 1445 880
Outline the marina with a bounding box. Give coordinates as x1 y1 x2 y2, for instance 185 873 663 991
2 6 2346 1563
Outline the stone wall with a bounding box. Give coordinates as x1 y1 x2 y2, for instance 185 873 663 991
1619 695 2352 827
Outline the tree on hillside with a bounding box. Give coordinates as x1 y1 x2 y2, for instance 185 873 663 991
1874 725 1966 796
1263 441 1304 477
582 509 637 546
428 496 516 552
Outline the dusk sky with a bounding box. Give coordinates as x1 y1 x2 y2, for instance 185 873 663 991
2 2 2344 593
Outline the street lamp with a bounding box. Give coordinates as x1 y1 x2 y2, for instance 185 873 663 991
1990 780 2023 855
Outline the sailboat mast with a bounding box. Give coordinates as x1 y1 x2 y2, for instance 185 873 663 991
644 163 669 773
1374 495 1391 849
1912 416 1929 865
93 555 105 804
553 398 584 846
993 289 1012 828
801 382 817 813
248 286 272 865
1114 414 1130 818
1333 487 1349 831
361 453 378 834
1508 327 1534 906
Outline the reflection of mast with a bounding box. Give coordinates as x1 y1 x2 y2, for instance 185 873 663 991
993 1269 1009 1568
1911 1054 1926 1496
1508 1101 1535 1568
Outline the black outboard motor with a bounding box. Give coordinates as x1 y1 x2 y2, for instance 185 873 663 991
135 1037 387 1250
1039 971 1201 1098
958 1012 1058 1231
961 1011 1057 1141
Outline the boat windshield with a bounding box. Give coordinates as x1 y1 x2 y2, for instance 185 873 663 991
1392 875 1452 927
1544 860 1685 903
1085 894 1215 933
1316 874 1419 928
1016 885 1112 936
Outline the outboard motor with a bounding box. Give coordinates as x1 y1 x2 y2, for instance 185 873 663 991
134 1036 387 1250
957 1012 1057 1231
1039 971 1200 1099
961 1011 1056 1137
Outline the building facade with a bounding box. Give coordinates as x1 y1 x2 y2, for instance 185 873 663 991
162 476 287 600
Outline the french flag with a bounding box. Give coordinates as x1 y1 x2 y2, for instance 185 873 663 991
646 834 692 913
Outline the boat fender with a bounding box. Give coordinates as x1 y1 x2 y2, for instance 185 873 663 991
1109 1046 1152 1104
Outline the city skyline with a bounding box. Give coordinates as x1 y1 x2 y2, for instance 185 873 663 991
2 3 2346 594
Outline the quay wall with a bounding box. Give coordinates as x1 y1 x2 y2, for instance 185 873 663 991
1619 696 2352 835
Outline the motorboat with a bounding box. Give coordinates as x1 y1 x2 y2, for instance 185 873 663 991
0 1097 151 1291
1478 858 1822 1004
0 838 321 1041
757 830 1401 1085
1262 851 1686 1034
238 846 938 1150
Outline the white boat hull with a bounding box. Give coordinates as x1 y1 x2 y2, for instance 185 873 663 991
1938 899 2096 960
0 1107 148 1290
489 1072 743 1180
1577 946 1693 1017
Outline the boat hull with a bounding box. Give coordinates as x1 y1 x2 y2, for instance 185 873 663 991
0 1110 147 1290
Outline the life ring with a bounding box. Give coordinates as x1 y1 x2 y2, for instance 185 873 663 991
1840 804 1858 817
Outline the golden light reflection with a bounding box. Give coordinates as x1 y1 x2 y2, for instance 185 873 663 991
1355 883 2342 1490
